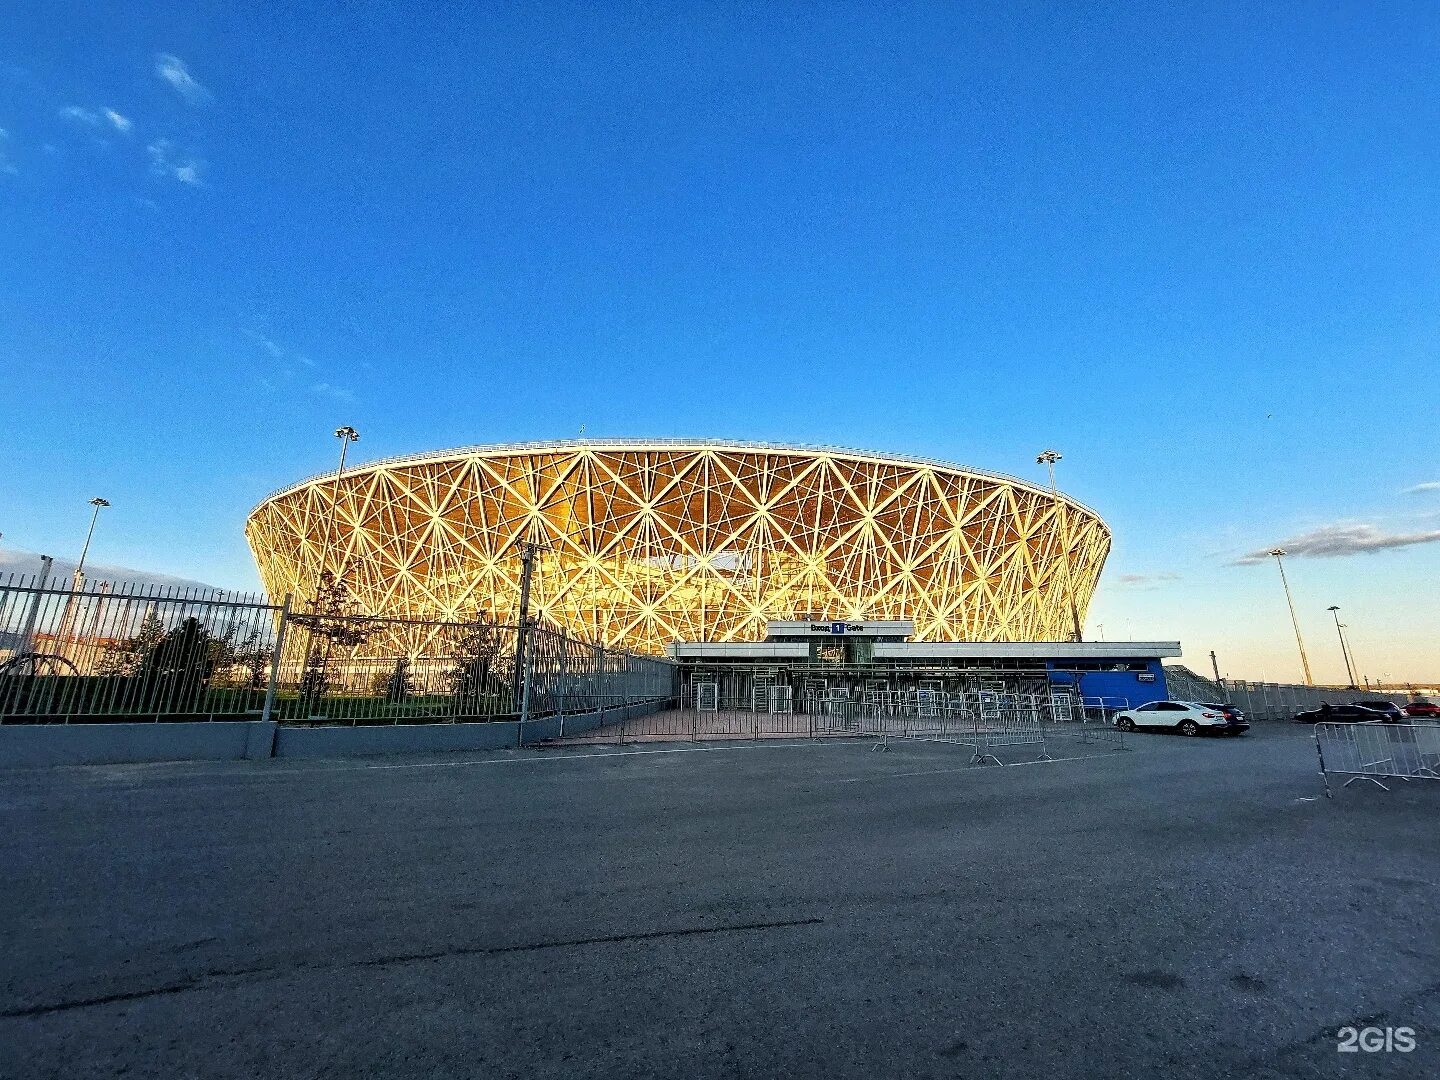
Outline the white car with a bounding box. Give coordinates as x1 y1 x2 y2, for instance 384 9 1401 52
1113 700 1231 736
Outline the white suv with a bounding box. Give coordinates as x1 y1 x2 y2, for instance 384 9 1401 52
1114 700 1230 736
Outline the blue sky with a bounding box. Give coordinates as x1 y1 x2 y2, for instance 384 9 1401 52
2 2 1437 683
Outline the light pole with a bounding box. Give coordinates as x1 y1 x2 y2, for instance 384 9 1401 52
298 427 360 716
74 497 110 589
1267 548 1313 686
1326 606 1356 688
1037 450 1082 642
320 427 360 591
1339 622 1360 689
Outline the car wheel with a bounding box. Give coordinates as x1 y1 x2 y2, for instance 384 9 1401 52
1117 717 1135 732
1179 719 1199 737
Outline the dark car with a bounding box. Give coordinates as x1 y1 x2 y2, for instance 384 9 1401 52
1403 699 1440 719
1351 700 1406 722
1198 702 1250 734
1292 702 1402 724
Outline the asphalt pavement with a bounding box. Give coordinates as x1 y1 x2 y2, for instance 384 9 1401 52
1 724 1437 1079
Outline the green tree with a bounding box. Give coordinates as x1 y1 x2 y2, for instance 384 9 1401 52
291 571 373 709
446 616 506 710
97 608 165 678
223 629 272 691
134 616 218 711
373 657 413 703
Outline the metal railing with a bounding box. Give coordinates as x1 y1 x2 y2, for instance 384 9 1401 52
0 574 674 725
1313 721 1440 797
0 575 282 720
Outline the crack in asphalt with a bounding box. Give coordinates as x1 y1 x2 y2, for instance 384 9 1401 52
0 918 824 1020
0 963 282 1019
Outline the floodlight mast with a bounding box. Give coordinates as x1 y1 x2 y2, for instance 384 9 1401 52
1036 450 1082 642
74 497 110 589
1327 605 1357 689
319 427 360 594
1268 548 1313 686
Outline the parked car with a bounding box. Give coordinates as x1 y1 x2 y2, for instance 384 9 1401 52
1292 702 1403 724
1403 699 1440 719
1197 702 1250 734
1350 700 1407 722
1112 700 1236 736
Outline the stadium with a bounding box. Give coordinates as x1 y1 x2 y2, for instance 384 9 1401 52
245 440 1112 656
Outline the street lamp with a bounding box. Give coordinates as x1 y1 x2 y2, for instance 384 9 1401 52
1036 449 1082 642
320 427 360 587
1267 548 1313 685
74 497 111 587
1326 606 1357 688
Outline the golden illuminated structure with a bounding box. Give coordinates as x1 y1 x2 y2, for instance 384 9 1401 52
245 441 1111 654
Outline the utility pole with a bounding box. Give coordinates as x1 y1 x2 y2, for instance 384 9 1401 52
1326 606 1356 688
1267 548 1313 686
1037 449 1082 642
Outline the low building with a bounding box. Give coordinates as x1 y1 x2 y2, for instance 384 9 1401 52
666 620 1180 712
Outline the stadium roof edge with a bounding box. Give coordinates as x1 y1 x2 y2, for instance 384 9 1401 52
247 438 1107 522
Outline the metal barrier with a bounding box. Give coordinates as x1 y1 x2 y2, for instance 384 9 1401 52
1314 721 1440 797
544 689 1131 758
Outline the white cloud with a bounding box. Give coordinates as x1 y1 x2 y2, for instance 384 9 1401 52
245 330 287 360
1403 481 1440 495
0 127 14 175
0 547 218 591
248 330 333 397
154 53 212 105
1111 571 1181 591
1234 523 1440 564
312 382 357 403
60 105 102 126
147 139 203 185
61 105 131 135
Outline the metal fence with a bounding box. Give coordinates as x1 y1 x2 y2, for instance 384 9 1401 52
812 691 1127 762
0 575 282 720
549 684 1127 759
1225 679 1406 722
0 574 674 724
1313 721 1440 797
1163 665 1408 721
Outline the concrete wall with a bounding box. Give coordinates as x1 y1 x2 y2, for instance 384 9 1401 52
0 720 276 768
0 700 668 768
276 700 663 759
275 719 521 759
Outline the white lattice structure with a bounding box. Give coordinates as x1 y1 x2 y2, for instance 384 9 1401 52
245 440 1111 655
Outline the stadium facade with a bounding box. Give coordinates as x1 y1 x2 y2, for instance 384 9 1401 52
246 440 1113 656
